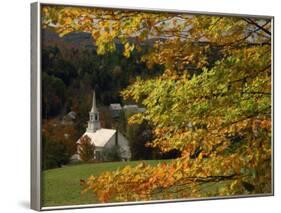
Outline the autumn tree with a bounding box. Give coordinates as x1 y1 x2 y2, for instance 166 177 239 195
42 135 70 169
42 119 77 169
78 135 95 162
42 6 272 202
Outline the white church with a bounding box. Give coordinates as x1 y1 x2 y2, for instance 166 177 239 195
76 91 131 161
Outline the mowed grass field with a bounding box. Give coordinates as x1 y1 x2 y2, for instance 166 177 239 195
42 160 169 207
42 159 232 207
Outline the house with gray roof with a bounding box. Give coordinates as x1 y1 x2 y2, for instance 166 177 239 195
109 103 122 118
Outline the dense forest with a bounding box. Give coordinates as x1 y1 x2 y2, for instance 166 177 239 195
41 30 168 169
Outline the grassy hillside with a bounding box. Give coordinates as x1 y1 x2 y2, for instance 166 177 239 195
42 160 169 207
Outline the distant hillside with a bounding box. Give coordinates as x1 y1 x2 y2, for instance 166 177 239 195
42 29 94 50
42 28 164 51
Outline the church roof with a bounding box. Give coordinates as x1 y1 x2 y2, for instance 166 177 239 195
109 103 122 110
77 128 116 147
123 104 138 109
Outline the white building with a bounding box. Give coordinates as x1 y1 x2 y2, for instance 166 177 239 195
76 91 131 161
62 111 77 125
123 104 146 115
109 103 122 118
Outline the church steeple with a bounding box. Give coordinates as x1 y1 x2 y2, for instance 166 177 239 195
86 90 100 132
90 90 98 113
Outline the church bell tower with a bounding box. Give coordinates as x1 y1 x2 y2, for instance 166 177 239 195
86 90 101 132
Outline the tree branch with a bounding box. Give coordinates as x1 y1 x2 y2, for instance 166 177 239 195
243 18 271 36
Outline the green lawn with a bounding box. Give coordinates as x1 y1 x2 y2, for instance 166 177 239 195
42 159 232 207
42 160 169 207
